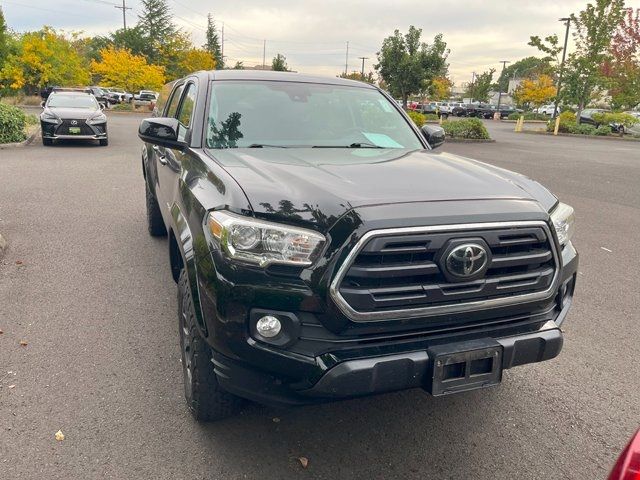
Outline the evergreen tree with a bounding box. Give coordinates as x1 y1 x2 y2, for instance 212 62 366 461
0 7 10 67
137 0 176 63
204 14 223 70
272 53 289 71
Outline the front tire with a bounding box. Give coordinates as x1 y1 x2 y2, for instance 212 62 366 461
42 137 53 146
145 182 167 237
99 138 109 146
178 269 243 422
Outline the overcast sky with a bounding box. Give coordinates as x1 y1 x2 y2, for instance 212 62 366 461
2 0 590 85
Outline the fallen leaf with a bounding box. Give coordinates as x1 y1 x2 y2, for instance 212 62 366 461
8 385 15 389
55 430 65 441
298 457 309 469
0 329 3 334
19 341 28 347
15 260 23 265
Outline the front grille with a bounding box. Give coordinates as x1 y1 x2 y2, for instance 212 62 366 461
331 222 559 321
56 119 94 136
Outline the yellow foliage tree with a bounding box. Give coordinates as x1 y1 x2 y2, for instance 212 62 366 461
179 49 216 76
0 27 90 93
430 76 453 100
514 74 556 107
91 46 165 92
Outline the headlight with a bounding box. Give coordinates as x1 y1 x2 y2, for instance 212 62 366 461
40 112 60 124
550 202 575 246
87 113 107 125
208 211 326 267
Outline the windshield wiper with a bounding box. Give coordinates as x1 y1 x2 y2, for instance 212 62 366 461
247 143 289 148
312 142 385 149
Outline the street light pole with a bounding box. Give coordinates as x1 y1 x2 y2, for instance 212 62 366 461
496 60 510 113
553 17 571 118
470 72 476 102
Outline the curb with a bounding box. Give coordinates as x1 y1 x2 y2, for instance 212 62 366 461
0 125 39 149
519 130 640 142
0 233 7 260
446 138 496 143
502 120 548 124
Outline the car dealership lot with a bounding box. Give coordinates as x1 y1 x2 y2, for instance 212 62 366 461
0 115 638 479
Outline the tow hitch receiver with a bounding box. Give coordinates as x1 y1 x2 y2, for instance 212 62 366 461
427 339 503 396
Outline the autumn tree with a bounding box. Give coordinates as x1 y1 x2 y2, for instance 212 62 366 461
562 0 626 117
429 76 452 100
0 27 90 93
495 56 553 92
513 74 556 107
338 71 377 84
465 69 495 102
91 46 165 92
204 14 223 70
272 53 290 71
158 31 192 80
603 8 640 109
375 27 449 107
178 49 215 76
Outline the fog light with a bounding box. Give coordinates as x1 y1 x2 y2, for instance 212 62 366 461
256 315 281 338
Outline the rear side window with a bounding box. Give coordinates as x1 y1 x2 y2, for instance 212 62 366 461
177 83 197 128
165 84 184 118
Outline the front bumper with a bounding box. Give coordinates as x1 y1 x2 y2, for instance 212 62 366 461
41 121 107 140
213 318 565 407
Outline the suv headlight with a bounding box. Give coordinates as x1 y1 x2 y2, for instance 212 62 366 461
87 113 107 125
550 202 575 246
208 211 326 267
40 112 61 124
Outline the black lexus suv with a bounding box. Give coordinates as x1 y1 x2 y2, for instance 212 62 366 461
139 71 578 421
40 90 108 146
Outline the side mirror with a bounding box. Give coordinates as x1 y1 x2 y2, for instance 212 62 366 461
421 124 445 149
138 117 185 149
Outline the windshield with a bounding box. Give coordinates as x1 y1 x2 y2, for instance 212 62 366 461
206 81 423 149
47 94 99 109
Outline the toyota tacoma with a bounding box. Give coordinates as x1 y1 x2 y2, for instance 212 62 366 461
138 71 578 421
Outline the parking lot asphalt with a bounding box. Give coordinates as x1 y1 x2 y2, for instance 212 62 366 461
1 115 638 479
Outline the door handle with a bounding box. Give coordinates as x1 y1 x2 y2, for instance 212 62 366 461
153 145 168 165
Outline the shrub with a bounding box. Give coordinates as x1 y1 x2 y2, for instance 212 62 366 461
567 123 597 135
424 113 439 122
547 110 577 133
591 112 639 129
507 112 548 121
406 110 426 127
441 118 490 139
595 125 612 136
112 103 134 111
0 103 27 144
25 114 39 126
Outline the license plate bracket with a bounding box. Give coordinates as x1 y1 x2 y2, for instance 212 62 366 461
427 339 503 396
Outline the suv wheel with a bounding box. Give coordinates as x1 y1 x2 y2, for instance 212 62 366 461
145 182 167 236
42 138 53 146
178 269 243 421
99 138 109 146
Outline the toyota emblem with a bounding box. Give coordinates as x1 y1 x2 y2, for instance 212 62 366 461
445 243 488 278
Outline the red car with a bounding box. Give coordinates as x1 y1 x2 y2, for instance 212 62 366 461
609 429 640 480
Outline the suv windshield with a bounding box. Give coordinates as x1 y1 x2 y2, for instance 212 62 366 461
48 94 99 109
206 81 423 149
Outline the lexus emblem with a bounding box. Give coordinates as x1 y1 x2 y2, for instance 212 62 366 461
70 120 78 125
446 243 488 278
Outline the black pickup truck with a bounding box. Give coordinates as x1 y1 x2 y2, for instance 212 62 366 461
139 71 578 421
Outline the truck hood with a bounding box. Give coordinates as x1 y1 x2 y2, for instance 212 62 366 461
206 148 557 229
47 107 101 120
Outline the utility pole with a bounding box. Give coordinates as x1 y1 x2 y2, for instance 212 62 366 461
496 60 510 113
470 72 476 102
345 41 349 75
221 22 225 66
114 0 132 31
262 40 266 70
553 17 571 118
358 56 369 78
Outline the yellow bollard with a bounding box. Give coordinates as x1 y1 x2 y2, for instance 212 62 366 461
553 116 561 136
439 115 443 125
